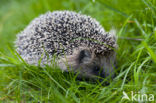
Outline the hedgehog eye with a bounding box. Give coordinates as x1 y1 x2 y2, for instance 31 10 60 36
77 49 91 64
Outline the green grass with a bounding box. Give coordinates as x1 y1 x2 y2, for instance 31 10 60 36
0 0 156 102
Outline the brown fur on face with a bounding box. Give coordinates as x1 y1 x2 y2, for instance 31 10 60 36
58 47 116 79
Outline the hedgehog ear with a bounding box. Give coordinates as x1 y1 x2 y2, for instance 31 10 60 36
77 49 92 64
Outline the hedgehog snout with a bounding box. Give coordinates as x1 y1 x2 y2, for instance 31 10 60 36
98 52 116 79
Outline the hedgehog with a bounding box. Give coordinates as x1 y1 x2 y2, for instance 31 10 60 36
15 10 117 79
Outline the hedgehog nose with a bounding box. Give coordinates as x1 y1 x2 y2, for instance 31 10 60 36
99 72 105 78
100 71 115 79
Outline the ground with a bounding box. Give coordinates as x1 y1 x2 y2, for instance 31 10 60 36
0 0 156 103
